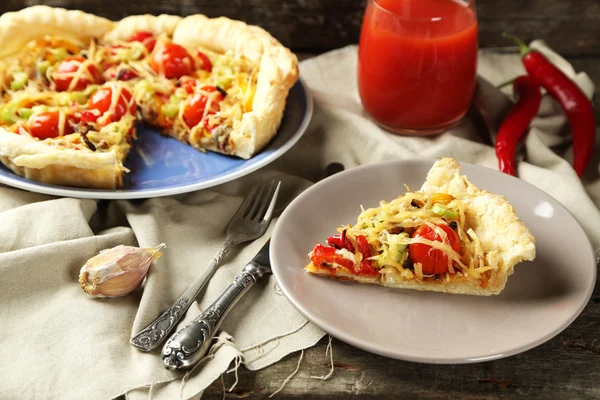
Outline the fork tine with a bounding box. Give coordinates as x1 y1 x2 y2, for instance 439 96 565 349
247 179 271 220
259 180 281 222
251 179 275 221
238 179 265 218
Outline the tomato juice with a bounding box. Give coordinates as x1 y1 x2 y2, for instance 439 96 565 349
358 0 478 134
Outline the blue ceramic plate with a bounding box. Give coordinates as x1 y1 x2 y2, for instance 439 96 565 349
0 79 312 199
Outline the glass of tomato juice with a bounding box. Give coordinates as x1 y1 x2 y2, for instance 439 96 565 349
358 0 478 135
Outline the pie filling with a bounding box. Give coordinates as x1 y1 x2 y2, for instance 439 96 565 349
308 190 497 289
0 31 260 168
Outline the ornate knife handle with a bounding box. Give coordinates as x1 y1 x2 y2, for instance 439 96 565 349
162 262 270 370
130 241 234 352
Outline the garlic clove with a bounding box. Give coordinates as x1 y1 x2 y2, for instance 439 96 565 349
79 243 166 298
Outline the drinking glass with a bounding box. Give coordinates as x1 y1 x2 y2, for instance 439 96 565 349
358 0 478 135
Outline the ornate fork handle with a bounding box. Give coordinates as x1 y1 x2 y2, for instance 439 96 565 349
162 262 271 370
130 240 235 352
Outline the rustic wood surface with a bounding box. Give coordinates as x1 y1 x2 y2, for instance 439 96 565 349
2 0 600 58
3 1 598 398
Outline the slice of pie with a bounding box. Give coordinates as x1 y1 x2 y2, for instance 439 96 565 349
0 6 298 189
306 158 536 296
0 80 136 188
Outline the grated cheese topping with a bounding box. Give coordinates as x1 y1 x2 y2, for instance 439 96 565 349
0 32 259 159
320 190 496 285
97 35 259 150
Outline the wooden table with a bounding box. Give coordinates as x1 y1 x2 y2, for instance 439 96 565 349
2 1 598 398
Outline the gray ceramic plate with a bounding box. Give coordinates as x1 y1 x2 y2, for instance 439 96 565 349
270 159 596 363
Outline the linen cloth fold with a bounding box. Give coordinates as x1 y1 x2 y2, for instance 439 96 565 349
0 42 598 400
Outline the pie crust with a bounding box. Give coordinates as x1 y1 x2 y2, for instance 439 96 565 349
0 6 298 188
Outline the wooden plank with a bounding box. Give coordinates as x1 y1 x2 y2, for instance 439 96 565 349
2 0 600 56
203 301 600 398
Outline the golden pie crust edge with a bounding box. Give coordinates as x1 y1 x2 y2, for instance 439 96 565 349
0 130 124 189
306 158 537 296
0 7 298 189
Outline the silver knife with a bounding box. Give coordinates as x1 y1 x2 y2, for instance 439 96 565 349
162 240 272 370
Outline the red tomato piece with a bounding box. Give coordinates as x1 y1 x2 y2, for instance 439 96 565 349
196 50 212 72
178 77 198 94
310 244 355 273
88 86 136 124
79 110 99 123
182 86 223 128
129 31 153 43
107 45 123 56
129 31 157 53
117 69 138 81
409 224 461 275
203 114 221 132
28 111 74 139
143 37 157 53
356 235 371 263
53 57 101 92
326 231 355 252
102 66 138 82
355 235 377 275
150 43 194 79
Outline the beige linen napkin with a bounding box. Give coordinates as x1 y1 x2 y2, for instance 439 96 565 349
1 42 598 400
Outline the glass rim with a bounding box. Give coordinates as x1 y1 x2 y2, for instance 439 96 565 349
370 0 476 22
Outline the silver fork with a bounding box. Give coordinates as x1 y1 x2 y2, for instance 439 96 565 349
130 179 281 352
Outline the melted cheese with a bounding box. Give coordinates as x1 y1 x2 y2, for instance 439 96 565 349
1 33 257 157
64 58 96 92
97 34 258 144
325 190 498 285
58 109 66 137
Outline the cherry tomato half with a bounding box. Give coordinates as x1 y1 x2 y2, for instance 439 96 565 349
129 31 157 53
182 86 223 128
28 111 74 140
150 43 194 79
53 57 101 92
409 224 461 275
88 86 136 124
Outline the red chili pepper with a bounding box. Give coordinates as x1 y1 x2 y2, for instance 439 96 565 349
495 75 542 176
309 244 355 272
506 34 596 177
